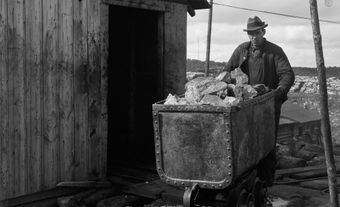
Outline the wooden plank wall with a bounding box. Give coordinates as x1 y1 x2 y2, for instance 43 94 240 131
163 2 187 95
0 0 108 200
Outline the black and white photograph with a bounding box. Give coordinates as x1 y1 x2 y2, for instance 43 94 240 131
0 0 339 206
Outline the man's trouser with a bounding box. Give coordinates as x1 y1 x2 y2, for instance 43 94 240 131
257 93 283 187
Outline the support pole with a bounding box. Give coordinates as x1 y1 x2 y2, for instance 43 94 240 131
309 0 339 206
205 0 213 77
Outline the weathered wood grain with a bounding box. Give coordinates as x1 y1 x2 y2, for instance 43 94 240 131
0 0 191 201
8 0 26 197
87 0 103 179
59 0 75 182
102 0 167 11
163 2 187 96
0 0 8 200
25 0 43 194
73 0 89 181
100 3 109 179
42 0 60 189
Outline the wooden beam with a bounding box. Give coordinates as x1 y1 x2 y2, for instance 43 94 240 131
102 0 167 12
205 0 213 76
309 0 339 206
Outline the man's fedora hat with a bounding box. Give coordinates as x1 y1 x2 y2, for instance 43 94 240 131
243 16 268 32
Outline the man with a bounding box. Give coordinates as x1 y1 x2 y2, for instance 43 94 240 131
224 16 295 187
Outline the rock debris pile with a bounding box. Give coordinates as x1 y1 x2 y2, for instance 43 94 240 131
290 75 340 95
165 68 270 107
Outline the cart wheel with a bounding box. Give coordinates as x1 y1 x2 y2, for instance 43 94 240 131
246 193 255 207
236 189 247 207
236 189 257 207
183 184 200 207
253 178 265 207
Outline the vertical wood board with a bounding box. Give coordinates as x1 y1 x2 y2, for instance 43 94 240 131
163 2 187 96
87 0 103 179
73 0 89 181
7 0 26 197
25 0 43 194
59 0 75 182
42 0 60 189
0 0 8 200
100 3 109 178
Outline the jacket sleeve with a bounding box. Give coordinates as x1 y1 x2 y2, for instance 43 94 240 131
275 47 295 95
223 45 241 72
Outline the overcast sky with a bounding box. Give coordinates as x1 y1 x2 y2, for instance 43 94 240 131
187 0 340 67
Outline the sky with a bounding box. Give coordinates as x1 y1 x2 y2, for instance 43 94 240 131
187 0 340 67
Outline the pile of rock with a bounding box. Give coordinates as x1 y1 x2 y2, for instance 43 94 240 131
165 68 269 107
276 139 326 169
290 75 340 95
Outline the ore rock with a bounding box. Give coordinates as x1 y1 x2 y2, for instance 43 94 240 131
215 71 231 83
164 94 179 105
201 81 228 96
243 85 258 100
231 68 248 85
200 94 226 107
223 96 239 106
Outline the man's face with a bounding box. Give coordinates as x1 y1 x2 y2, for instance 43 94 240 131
247 29 265 47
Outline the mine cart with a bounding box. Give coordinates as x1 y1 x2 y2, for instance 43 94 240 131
152 90 278 207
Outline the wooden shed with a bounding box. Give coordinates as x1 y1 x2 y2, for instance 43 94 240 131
0 0 210 201
278 101 321 145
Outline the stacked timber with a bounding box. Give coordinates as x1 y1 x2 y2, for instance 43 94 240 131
276 139 326 169
274 139 340 193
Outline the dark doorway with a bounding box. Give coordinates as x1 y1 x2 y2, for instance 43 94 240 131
107 5 163 174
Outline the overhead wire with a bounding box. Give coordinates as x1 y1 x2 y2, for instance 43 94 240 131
213 2 340 25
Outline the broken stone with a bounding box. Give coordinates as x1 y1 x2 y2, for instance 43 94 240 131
223 96 239 106
165 71 260 107
177 97 189 105
215 71 231 83
185 76 228 104
185 76 215 90
199 94 226 107
164 94 179 105
243 85 258 100
225 84 236 97
185 77 215 104
232 84 258 101
185 84 202 104
231 68 248 85
233 85 244 101
201 81 228 96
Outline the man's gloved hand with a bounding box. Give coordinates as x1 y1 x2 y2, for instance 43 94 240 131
276 86 287 103
253 84 270 96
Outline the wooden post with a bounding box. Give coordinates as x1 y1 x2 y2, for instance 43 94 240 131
309 0 339 206
205 0 213 77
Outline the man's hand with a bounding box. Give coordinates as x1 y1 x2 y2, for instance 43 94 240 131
275 86 287 103
253 84 270 95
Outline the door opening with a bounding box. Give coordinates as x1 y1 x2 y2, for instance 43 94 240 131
107 5 163 174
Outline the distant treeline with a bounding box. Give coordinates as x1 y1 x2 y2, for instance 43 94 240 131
187 59 340 77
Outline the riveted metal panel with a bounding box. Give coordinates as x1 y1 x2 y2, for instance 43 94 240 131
152 90 277 189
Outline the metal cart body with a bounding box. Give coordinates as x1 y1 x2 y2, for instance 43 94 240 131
152 90 277 205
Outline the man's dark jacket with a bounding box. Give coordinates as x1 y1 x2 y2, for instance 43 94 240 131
224 39 295 101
